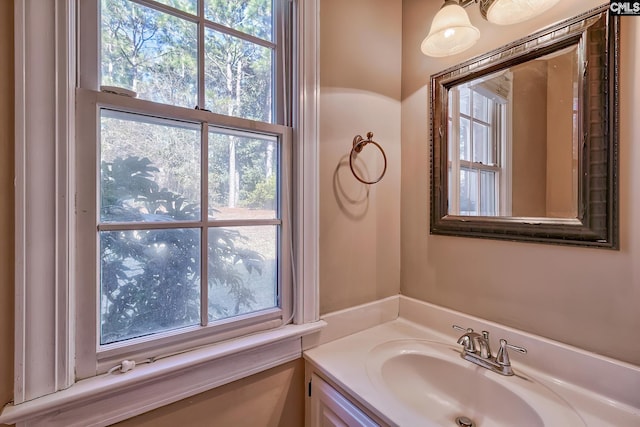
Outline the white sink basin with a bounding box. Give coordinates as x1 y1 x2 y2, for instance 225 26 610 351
366 340 585 427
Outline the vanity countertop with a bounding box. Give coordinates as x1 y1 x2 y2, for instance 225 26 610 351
304 317 640 427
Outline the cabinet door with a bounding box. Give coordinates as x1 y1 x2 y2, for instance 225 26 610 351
309 374 379 427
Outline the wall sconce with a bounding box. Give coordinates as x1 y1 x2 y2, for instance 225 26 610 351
421 0 561 57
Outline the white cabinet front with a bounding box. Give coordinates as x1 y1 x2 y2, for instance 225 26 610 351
309 373 379 427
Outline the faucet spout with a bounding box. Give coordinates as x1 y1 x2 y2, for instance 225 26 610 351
454 327 481 354
473 334 491 359
457 334 470 347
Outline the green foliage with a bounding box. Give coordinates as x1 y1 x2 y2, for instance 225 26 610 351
101 113 202 210
100 156 264 344
242 175 276 210
208 132 276 209
101 0 198 107
101 0 273 120
202 0 273 121
205 0 272 41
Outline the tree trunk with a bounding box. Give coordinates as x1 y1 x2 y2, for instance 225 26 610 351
227 52 237 207
266 141 274 178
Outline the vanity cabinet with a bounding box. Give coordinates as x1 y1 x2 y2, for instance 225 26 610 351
307 373 380 427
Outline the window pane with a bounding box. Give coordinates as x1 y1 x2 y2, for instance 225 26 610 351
473 122 490 164
100 110 201 223
101 0 197 108
154 0 197 15
480 171 497 216
460 168 477 216
100 228 201 345
459 117 470 161
208 226 277 321
473 91 489 122
208 130 277 220
204 28 273 121
205 0 273 42
459 87 470 115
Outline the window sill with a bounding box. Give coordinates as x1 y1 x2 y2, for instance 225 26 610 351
0 321 326 427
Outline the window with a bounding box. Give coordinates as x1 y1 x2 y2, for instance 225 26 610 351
76 0 294 376
9 0 318 422
448 81 510 216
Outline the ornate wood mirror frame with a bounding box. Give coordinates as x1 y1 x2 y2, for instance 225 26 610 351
430 5 619 248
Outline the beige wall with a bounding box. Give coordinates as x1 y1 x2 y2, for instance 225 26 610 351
319 0 402 313
114 359 304 427
1 0 15 415
401 0 640 365
511 62 548 217
546 53 578 218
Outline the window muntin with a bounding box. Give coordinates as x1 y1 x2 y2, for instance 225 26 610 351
204 0 273 41
156 0 198 14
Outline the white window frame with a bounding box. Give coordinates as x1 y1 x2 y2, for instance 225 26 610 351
3 0 320 425
448 85 512 216
76 0 296 370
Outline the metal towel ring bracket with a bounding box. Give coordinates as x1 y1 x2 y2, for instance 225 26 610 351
349 131 387 185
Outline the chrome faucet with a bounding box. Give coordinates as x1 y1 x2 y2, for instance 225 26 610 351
453 325 527 376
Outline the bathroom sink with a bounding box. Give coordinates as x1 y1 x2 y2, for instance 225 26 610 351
365 340 585 427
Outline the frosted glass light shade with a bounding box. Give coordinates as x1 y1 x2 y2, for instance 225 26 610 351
421 2 480 57
482 0 561 25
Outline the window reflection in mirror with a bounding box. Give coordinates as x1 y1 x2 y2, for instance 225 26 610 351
447 45 579 218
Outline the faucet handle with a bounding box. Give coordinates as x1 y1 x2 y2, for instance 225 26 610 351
453 325 479 353
495 339 527 367
506 341 527 354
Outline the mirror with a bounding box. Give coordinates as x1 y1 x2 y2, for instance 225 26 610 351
447 45 580 218
430 5 619 248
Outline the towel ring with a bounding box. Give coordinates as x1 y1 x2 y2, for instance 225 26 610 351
349 131 387 185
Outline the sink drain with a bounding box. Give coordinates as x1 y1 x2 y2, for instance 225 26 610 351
455 416 476 427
